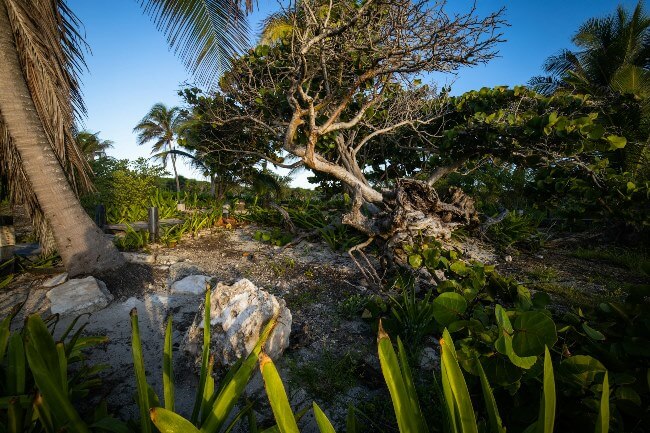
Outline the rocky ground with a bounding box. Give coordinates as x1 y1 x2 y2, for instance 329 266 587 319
0 223 646 431
0 225 392 431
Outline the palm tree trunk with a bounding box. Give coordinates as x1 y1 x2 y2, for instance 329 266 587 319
0 1 124 276
210 172 216 198
170 150 181 200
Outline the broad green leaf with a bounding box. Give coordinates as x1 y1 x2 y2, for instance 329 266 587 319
559 355 606 389
606 135 627 150
260 354 299 433
408 254 423 269
494 305 514 334
150 407 201 433
494 306 536 369
615 386 641 406
433 293 467 326
512 312 557 356
582 323 605 341
495 334 537 369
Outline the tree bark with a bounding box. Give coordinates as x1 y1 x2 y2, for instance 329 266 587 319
0 1 124 276
170 149 181 199
209 172 216 198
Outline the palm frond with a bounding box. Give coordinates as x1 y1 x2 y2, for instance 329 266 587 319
4 0 92 193
139 0 252 87
258 9 294 46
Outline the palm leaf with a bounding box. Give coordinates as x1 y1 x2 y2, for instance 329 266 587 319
139 0 252 87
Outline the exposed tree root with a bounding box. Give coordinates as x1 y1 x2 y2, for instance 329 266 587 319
343 179 479 285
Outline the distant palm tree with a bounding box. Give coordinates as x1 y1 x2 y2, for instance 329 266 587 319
75 130 113 160
134 103 186 198
530 1 650 97
0 0 252 275
530 1 650 179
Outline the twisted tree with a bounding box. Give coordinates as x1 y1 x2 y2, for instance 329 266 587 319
195 0 505 280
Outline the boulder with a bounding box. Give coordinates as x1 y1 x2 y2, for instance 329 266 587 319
184 279 291 366
42 272 68 288
171 275 212 295
46 276 113 315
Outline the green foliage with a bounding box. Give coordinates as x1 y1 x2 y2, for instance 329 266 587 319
337 294 370 319
113 224 149 251
558 299 650 429
130 286 280 433
570 247 650 277
0 304 125 432
317 223 367 252
83 157 171 223
486 212 543 251
253 228 293 247
288 350 362 403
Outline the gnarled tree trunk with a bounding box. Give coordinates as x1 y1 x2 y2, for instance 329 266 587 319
0 0 124 276
342 179 479 283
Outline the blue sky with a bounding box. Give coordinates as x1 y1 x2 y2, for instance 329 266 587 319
67 0 637 187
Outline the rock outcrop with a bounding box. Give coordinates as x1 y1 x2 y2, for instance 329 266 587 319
185 278 291 366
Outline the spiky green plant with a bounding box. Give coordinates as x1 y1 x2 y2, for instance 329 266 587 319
130 284 280 433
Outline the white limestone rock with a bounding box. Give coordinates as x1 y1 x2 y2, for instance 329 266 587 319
46 276 113 315
122 252 155 264
42 273 68 288
171 275 212 295
184 278 291 366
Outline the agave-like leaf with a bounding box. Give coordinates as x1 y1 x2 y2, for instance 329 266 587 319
24 315 89 433
313 402 337 433
595 372 610 433
476 360 506 433
440 329 479 433
259 353 300 433
537 347 556 433
130 308 152 433
163 315 175 411
151 407 201 433
200 316 278 433
192 287 212 423
377 320 425 433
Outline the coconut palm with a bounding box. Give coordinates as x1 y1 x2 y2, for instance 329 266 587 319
76 130 114 160
530 1 650 97
530 1 650 179
133 103 186 198
0 0 252 275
